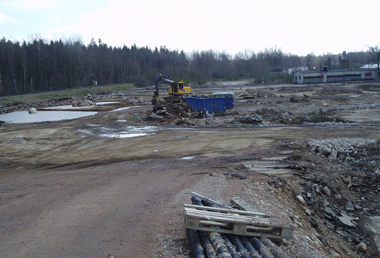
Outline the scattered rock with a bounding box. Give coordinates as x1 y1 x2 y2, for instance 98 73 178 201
323 186 331 197
295 195 306 204
324 207 337 219
356 242 367 252
147 114 164 121
346 201 355 212
330 250 341 258
224 172 247 180
290 95 298 103
310 217 318 227
29 107 37 114
337 214 356 228
334 193 342 200
232 114 264 124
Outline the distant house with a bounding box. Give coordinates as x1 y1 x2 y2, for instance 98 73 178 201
331 60 340 67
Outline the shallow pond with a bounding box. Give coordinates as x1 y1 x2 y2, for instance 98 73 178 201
0 111 98 124
77 125 158 138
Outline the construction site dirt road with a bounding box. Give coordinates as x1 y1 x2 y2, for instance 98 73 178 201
1 80 380 257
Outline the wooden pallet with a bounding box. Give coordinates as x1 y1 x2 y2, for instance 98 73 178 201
184 204 293 239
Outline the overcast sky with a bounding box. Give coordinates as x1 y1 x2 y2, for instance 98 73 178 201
0 0 379 56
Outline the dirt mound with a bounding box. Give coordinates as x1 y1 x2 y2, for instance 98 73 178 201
358 84 380 92
255 108 346 125
317 85 363 95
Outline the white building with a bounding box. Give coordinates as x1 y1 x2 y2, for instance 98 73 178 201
294 69 377 84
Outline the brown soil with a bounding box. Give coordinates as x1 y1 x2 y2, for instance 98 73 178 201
1 80 380 257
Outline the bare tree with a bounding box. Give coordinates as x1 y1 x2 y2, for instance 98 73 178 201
368 45 380 76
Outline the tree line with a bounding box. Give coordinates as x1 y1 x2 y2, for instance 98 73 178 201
0 36 378 96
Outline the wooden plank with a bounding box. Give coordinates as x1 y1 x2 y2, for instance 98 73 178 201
184 221 292 239
184 204 268 217
184 215 200 229
185 208 242 219
233 223 248 234
194 219 281 232
186 209 253 224
185 208 270 225
185 209 269 224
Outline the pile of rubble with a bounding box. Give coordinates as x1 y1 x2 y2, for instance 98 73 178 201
236 90 276 99
285 138 380 255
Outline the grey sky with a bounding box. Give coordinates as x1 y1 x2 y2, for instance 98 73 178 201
0 0 379 56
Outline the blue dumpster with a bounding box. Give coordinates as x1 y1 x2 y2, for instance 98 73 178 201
224 98 234 108
187 97 226 114
211 92 234 108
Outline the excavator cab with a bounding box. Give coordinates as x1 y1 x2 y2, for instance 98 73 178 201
171 81 184 94
168 81 191 96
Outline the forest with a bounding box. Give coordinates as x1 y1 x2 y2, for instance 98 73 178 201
0 36 378 96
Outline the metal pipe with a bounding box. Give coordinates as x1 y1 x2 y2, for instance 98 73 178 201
209 232 232 258
199 231 218 258
261 237 288 258
191 195 203 206
188 196 207 258
240 236 261 258
249 237 275 258
250 237 262 252
222 235 241 258
188 229 206 258
228 235 251 258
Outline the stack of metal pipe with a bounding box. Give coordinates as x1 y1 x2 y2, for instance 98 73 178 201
188 196 288 258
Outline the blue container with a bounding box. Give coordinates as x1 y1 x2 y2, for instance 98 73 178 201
211 92 234 108
187 97 227 114
225 98 234 108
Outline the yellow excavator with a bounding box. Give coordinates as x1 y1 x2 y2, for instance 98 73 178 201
152 74 191 105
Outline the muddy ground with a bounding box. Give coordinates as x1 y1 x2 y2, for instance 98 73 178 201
1 80 380 258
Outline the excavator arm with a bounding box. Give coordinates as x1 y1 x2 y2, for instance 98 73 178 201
152 74 175 105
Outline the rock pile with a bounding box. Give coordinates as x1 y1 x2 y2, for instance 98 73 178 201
287 138 380 255
308 138 375 160
232 114 264 124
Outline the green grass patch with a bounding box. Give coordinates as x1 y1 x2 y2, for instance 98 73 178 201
0 84 136 103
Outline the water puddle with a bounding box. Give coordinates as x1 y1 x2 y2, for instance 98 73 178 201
0 111 97 124
77 125 158 138
181 156 196 160
95 101 118 105
111 106 139 112
100 132 148 138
